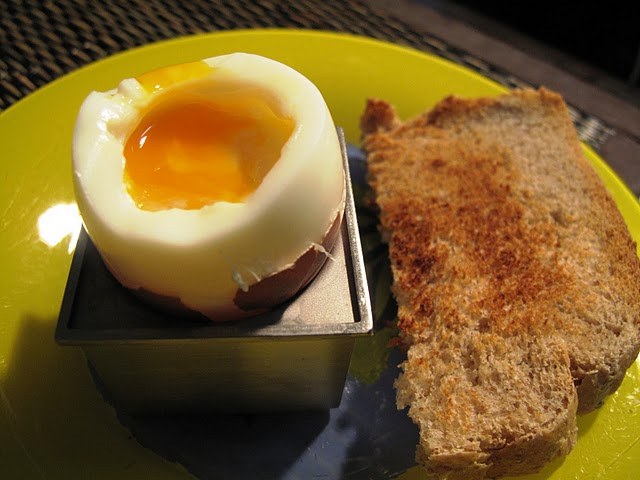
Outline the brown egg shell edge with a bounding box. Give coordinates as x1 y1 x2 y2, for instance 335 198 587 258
123 208 344 322
232 207 343 313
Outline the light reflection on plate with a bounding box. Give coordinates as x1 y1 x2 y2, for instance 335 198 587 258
37 203 82 253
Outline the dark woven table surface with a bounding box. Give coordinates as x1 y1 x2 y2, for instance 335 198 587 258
1 0 620 152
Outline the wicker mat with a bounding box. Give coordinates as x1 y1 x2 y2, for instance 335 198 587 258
1 0 615 149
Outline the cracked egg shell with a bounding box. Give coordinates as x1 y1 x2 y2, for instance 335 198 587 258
72 53 345 321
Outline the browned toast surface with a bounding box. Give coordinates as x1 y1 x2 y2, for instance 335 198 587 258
361 89 640 479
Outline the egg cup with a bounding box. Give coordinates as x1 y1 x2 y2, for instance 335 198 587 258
55 130 373 413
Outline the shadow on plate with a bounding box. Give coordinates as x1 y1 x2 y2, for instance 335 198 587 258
3 314 187 478
5 313 417 479
116 347 417 480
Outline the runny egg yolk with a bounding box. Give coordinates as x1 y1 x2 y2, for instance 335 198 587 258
123 62 295 211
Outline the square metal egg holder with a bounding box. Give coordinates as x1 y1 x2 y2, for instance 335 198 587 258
55 130 373 413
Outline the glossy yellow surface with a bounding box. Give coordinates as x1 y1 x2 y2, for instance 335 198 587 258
1 30 638 479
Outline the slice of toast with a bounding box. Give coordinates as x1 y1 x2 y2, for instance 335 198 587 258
361 88 640 479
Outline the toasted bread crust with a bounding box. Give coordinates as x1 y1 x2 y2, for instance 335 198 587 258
361 88 640 478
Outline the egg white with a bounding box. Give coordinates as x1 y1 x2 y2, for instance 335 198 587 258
73 53 345 319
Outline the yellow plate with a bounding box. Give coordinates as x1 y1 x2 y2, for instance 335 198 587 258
1 29 638 479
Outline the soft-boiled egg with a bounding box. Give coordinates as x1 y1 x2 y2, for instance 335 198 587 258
73 53 345 320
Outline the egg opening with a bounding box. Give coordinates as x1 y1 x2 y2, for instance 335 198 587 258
73 53 345 321
124 72 295 211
